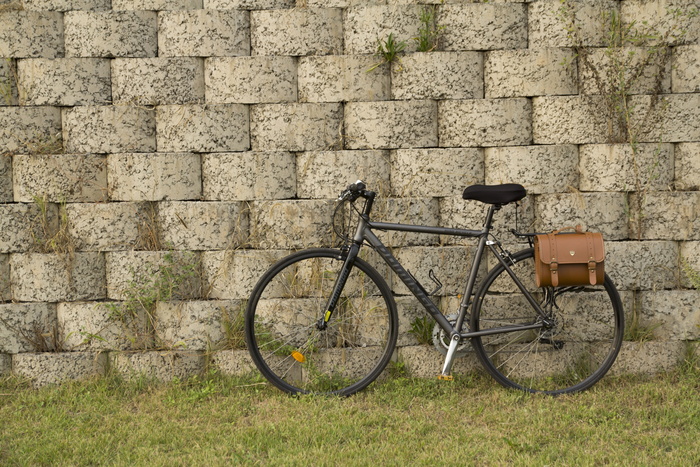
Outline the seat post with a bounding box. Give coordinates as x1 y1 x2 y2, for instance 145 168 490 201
483 204 501 233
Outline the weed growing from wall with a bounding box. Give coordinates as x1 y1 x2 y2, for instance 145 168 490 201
415 6 444 53
559 1 698 238
105 251 202 350
368 33 407 72
408 315 433 345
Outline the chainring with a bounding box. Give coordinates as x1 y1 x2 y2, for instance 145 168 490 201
432 314 472 357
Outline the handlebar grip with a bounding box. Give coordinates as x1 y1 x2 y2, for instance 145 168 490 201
348 180 366 192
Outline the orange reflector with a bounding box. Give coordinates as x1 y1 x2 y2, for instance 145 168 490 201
291 351 306 363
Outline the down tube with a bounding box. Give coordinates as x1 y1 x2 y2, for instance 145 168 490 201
363 229 455 335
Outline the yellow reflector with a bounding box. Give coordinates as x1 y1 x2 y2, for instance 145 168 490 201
291 351 306 363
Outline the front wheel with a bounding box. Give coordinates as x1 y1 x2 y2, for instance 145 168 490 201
245 248 398 396
470 248 624 394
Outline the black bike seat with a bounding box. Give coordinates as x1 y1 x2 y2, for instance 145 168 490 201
462 184 527 205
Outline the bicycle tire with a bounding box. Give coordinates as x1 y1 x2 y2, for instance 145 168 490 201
245 248 398 396
470 248 624 394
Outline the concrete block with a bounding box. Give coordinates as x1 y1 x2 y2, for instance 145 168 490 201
156 104 249 153
204 0 292 9
680 241 700 289
66 202 147 252
439 3 527 51
0 254 9 301
298 55 390 103
631 94 700 143
345 100 437 150
296 150 390 199
605 241 679 291
112 58 204 106
21 0 110 10
0 202 57 253
579 47 672 95
58 301 148 351
13 352 108 388
672 45 700 92
391 52 483 100
202 152 295 201
344 5 423 54
250 103 342 151
202 249 288 300
579 143 674 192
397 344 480 379
631 192 700 241
158 201 248 250
108 153 201 201
17 58 111 106
610 341 684 375
64 11 158 58
211 349 255 376
0 303 56 353
13 154 107 203
250 200 335 249
532 96 614 145
0 154 12 202
305 0 379 7
205 56 297 104
639 290 700 341
113 0 203 10
159 9 249 57
251 8 343 56
535 192 629 241
0 11 63 58
155 300 242 350
370 197 440 247
485 48 578 98
392 246 481 297
0 106 62 154
106 250 203 301
1 58 18 105
485 145 578 194
529 0 619 48
63 105 156 154
675 143 700 190
10 252 106 302
391 148 483 198
0 353 9 375
439 195 536 245
110 350 205 381
439 99 531 148
621 0 700 46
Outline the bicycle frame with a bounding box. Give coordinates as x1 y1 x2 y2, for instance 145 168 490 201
324 200 549 377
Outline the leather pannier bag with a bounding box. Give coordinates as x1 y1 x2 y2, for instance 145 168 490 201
534 226 605 288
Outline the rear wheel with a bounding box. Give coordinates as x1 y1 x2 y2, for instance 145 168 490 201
470 248 624 394
245 248 398 396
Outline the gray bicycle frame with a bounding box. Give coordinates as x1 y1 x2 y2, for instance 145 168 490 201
329 203 548 376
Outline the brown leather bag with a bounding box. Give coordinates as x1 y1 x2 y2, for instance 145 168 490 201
534 226 605 287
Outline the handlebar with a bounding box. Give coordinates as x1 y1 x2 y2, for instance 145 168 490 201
338 180 375 202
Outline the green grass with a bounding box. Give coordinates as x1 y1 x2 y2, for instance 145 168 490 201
1 366 699 465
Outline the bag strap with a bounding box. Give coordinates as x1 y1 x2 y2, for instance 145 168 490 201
547 231 559 287
552 225 584 235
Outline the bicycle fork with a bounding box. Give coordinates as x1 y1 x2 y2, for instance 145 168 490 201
316 243 360 331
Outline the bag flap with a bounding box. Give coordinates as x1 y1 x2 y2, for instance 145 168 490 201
535 231 605 265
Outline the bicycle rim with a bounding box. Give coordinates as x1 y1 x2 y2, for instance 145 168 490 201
245 248 398 396
471 248 624 394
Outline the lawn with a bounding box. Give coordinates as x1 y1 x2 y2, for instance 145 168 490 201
1 361 699 466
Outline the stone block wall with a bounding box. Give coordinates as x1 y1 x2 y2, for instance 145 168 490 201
1 0 699 386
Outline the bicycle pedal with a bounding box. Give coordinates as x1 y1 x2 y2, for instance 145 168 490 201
437 374 454 381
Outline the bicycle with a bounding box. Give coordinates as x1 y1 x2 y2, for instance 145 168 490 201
245 181 624 396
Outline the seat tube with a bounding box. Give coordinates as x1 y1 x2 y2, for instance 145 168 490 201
454 205 497 333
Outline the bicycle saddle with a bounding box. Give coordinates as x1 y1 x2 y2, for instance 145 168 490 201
462 184 526 205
